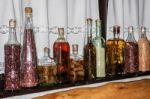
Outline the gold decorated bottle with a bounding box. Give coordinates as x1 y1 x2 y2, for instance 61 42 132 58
106 26 125 76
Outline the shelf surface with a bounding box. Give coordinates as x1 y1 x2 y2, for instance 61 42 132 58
0 71 150 99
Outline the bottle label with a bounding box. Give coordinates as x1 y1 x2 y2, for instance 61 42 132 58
96 46 105 77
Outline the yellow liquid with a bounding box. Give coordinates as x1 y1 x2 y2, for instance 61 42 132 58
106 39 125 76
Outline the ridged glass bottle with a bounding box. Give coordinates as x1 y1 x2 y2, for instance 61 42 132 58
138 26 150 72
106 26 125 76
4 19 21 91
84 18 96 82
124 26 138 74
21 7 38 88
93 19 105 78
53 28 70 83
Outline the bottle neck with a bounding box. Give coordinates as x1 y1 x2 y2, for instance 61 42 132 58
7 27 19 44
87 21 92 44
141 32 147 38
126 32 136 42
57 33 66 41
25 14 33 29
96 21 101 37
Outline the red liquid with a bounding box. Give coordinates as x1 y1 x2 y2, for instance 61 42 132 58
21 29 38 87
4 44 21 90
53 42 70 83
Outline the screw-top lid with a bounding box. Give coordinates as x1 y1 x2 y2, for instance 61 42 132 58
25 7 32 14
72 44 78 54
58 28 64 36
113 25 120 34
9 19 16 28
128 26 134 33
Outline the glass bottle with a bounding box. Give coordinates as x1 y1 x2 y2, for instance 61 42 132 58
53 28 70 83
138 26 150 72
93 19 106 78
37 47 57 85
4 19 21 91
84 18 96 81
21 7 38 88
69 44 84 82
124 26 138 74
106 26 125 76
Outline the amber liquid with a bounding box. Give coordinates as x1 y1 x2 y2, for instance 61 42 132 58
106 39 125 76
53 42 70 83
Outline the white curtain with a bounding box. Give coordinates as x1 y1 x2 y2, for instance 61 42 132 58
107 0 150 41
0 0 99 74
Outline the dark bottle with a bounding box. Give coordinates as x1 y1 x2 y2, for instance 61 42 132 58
138 26 150 72
53 28 70 83
4 19 21 91
93 19 106 78
106 26 125 76
84 18 96 82
21 7 38 88
124 26 138 74
69 44 84 82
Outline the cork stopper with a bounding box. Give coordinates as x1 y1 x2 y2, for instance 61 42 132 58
128 26 134 34
72 44 78 55
113 25 120 34
58 28 64 36
44 47 50 54
9 19 16 28
25 7 32 14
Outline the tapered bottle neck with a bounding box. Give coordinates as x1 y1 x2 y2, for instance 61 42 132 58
126 26 136 42
25 14 33 29
95 19 102 38
86 18 93 44
140 27 147 38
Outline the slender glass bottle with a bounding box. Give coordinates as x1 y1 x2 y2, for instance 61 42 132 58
69 44 84 82
4 19 21 91
84 18 96 81
138 26 150 72
106 26 125 76
38 47 57 85
124 26 138 74
93 19 105 78
21 7 38 88
53 28 70 83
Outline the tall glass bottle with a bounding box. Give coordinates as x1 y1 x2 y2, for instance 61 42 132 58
106 26 125 76
21 7 38 88
38 47 57 85
53 28 70 83
69 44 84 82
4 19 21 91
124 26 138 74
93 19 105 78
138 26 150 72
84 18 96 81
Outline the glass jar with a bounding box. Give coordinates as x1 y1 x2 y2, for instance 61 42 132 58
38 47 57 85
124 26 138 74
138 26 150 72
69 44 84 82
93 19 106 78
21 7 38 88
53 28 70 83
84 18 96 81
106 26 125 76
4 19 21 91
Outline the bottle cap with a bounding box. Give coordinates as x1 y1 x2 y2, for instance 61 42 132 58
128 26 134 33
25 7 32 14
113 25 120 34
9 19 16 28
58 28 64 35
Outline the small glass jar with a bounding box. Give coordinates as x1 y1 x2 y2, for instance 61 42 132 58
38 47 57 85
69 44 84 82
